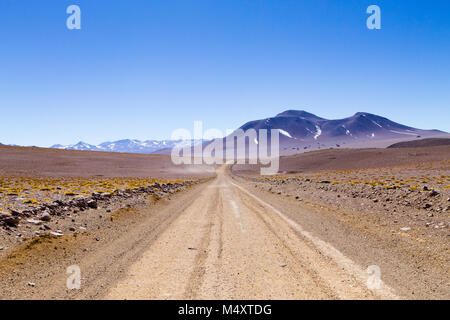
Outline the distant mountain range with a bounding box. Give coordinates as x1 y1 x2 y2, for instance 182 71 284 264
50 139 204 154
225 110 448 154
3 110 447 155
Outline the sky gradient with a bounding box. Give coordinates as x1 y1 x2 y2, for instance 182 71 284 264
1 0 449 147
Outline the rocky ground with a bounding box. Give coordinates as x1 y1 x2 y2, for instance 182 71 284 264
0 178 208 257
234 160 450 240
0 176 197 213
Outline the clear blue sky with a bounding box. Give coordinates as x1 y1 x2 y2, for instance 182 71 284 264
1 0 449 147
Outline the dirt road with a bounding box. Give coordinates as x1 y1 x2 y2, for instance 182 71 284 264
2 166 448 299
104 166 400 300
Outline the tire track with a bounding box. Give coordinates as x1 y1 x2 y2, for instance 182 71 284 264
229 180 400 299
184 190 219 298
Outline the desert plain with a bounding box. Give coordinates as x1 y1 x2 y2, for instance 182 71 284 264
0 140 448 299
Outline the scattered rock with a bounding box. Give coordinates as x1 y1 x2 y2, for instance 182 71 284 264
27 282 35 287
87 200 98 209
50 231 63 237
26 219 42 225
39 212 51 222
279 264 287 268
9 209 22 216
188 247 197 250
429 190 439 197
0 213 20 227
400 227 411 231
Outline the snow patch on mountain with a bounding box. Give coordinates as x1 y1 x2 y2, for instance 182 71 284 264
389 130 418 136
371 120 383 128
278 129 293 138
314 125 322 140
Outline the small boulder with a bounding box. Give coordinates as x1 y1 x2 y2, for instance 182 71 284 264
26 219 42 225
0 213 20 227
429 190 439 197
39 212 51 222
87 200 98 209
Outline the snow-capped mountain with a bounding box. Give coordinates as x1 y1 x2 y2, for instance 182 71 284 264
226 110 447 154
51 139 203 154
51 141 99 151
239 110 444 141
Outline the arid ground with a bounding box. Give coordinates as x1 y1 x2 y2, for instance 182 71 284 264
0 144 448 299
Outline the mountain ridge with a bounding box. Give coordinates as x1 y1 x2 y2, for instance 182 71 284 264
227 110 448 155
50 139 204 154
46 110 448 154
238 110 444 139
